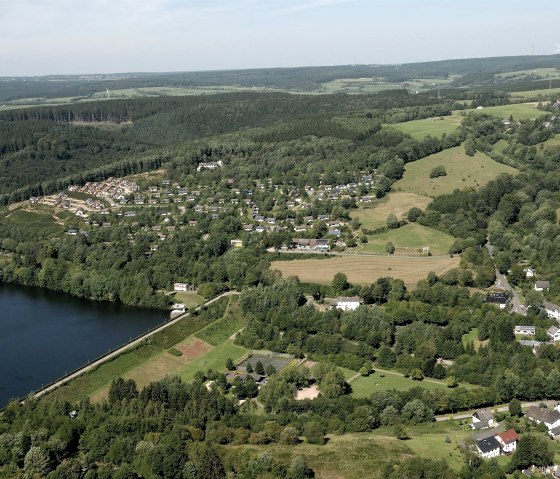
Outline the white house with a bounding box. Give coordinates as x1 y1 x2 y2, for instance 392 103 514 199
527 406 560 431
535 281 550 292
475 437 501 458
471 410 495 430
495 429 519 454
173 283 189 292
547 326 560 342
514 325 536 336
332 297 361 311
524 268 536 278
544 301 560 320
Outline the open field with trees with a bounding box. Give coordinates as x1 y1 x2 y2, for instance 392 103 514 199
271 255 460 287
350 192 432 230
350 370 448 398
393 146 518 197
472 102 547 120
361 223 455 255
390 113 463 140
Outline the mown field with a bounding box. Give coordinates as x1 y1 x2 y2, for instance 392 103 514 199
350 370 448 398
271 255 460 288
390 114 463 140
173 291 206 308
393 146 518 197
471 102 547 121
361 223 455 256
350 192 432 230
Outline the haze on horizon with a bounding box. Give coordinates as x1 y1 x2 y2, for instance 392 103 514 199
1 0 559 77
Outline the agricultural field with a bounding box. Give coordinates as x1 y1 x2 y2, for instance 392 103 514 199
511 87 560 99
469 102 547 121
350 192 432 230
390 113 463 140
495 68 560 80
393 146 518 197
271 255 460 288
361 223 455 256
350 370 448 398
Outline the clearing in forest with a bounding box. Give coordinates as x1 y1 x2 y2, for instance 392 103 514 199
350 192 432 230
390 114 463 140
271 255 460 288
393 146 518 197
361 223 455 256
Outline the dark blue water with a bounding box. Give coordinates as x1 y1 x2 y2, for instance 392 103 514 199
0 283 166 406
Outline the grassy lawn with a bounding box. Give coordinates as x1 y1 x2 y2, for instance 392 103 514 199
467 102 547 121
371 421 471 471
393 146 518 197
350 192 432 230
350 371 447 398
271 255 460 289
195 300 245 345
390 114 463 140
224 433 412 479
179 339 248 383
173 291 206 308
461 327 488 351
362 223 454 256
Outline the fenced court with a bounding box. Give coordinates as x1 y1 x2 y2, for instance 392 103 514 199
238 351 296 372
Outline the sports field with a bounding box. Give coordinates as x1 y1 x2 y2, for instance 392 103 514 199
361 223 454 256
390 114 463 140
393 146 518 197
350 192 432 230
271 255 460 288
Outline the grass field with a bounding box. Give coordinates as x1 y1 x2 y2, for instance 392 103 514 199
0 209 63 236
468 102 547 121
195 300 244 345
350 192 433 230
351 371 448 398
361 223 454 256
390 114 463 140
224 433 412 479
173 291 206 308
461 328 487 350
393 146 518 197
271 255 460 288
511 87 560 99
543 134 560 151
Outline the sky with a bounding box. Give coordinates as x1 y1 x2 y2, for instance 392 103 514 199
0 0 559 76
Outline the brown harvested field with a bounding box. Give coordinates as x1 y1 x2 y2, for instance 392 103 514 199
271 255 460 288
174 337 214 361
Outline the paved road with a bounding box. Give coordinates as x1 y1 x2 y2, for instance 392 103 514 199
485 237 526 316
33 290 239 399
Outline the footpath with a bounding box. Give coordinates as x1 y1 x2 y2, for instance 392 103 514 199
33 291 238 399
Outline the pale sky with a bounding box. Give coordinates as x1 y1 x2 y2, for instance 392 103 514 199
0 0 559 76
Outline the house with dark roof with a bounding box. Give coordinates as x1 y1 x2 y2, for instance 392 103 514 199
535 281 550 292
485 292 508 309
475 436 501 458
495 429 519 454
527 406 560 432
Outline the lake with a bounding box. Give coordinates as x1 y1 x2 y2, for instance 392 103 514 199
0 283 166 406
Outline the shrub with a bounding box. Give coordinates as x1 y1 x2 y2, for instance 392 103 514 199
429 165 447 178
168 347 182 357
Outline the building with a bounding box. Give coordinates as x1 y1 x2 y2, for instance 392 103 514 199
471 410 495 430
173 283 189 292
535 281 550 292
544 301 560 320
485 292 508 309
514 325 536 336
197 160 223 171
495 429 519 454
526 406 560 431
475 437 501 459
547 326 560 341
524 268 536 278
332 297 361 311
230 239 243 248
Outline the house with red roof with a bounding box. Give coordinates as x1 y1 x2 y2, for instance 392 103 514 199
495 429 519 454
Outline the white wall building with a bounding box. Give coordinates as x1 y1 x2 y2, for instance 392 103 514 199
332 297 361 311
